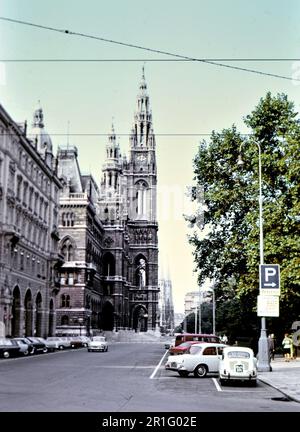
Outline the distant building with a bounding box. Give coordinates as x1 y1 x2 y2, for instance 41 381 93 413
174 312 185 329
184 290 212 317
158 274 174 333
0 104 62 338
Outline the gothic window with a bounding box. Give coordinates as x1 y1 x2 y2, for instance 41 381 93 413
61 294 70 308
16 175 22 200
66 295 70 307
23 182 28 206
135 181 148 216
68 245 74 261
60 238 75 261
103 253 115 277
61 315 69 325
61 294 66 307
62 213 75 227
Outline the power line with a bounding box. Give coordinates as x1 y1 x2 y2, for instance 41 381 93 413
0 16 298 82
1 58 300 62
3 133 253 137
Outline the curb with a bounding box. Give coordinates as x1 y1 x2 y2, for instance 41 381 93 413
258 377 300 404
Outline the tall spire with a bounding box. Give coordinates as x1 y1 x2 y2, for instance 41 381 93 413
32 100 44 128
129 67 154 149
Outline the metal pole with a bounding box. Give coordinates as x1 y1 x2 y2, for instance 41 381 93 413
256 142 271 372
199 292 202 333
212 289 215 335
194 304 197 333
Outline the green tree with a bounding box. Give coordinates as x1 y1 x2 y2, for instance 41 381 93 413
189 93 300 340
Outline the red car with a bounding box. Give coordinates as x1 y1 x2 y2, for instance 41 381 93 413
169 341 202 356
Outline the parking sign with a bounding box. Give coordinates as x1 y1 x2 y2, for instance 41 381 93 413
259 264 280 296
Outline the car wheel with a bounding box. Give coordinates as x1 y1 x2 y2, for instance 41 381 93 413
42 347 48 353
178 371 189 377
219 378 226 386
249 380 257 387
88 349 91 352
59 345 64 350
194 364 208 378
23 350 29 356
105 347 108 352
3 351 10 359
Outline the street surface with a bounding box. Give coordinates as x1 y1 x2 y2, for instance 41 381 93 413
0 342 299 412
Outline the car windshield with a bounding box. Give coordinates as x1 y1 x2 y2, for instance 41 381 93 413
92 337 106 342
177 342 191 348
227 351 250 359
189 345 203 355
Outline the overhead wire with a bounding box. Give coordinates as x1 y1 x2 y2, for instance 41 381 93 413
0 16 299 82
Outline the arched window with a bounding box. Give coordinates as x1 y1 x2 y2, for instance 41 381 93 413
68 245 74 261
61 315 69 325
60 238 75 261
103 253 115 277
65 295 70 308
135 181 148 216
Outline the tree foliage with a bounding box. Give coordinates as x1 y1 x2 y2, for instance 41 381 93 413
189 93 300 341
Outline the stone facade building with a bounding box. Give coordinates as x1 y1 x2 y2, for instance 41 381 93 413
55 70 159 335
0 104 62 338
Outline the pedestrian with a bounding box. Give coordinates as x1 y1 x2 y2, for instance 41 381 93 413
282 333 292 361
268 334 275 361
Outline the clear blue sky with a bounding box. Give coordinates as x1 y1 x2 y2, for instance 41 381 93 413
1 0 300 312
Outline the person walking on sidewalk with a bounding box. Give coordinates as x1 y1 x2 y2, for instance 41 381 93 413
268 334 275 361
282 333 292 361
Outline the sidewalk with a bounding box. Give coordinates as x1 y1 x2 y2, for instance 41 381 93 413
258 357 300 403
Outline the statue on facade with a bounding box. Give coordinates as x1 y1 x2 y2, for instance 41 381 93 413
138 258 146 288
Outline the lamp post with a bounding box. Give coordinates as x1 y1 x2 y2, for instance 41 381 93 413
238 141 271 372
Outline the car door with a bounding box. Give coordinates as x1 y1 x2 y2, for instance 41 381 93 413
202 346 219 372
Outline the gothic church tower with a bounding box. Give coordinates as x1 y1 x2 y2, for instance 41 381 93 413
125 68 159 331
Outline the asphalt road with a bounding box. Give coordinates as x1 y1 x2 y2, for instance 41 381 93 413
0 342 300 412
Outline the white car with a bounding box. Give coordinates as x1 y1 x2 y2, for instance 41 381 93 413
165 342 226 377
87 336 108 352
45 337 71 350
218 346 257 386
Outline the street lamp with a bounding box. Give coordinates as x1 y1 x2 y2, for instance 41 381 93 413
238 141 271 372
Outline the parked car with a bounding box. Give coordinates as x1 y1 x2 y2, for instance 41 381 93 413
218 346 257 386
68 336 91 349
56 336 72 349
174 333 221 347
165 342 226 377
25 337 48 354
45 337 71 350
13 338 34 356
87 336 108 352
169 341 202 355
0 337 20 358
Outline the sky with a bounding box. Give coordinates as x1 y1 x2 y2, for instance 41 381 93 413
1 0 300 313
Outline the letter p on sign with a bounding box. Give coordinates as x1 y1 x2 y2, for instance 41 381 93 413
259 264 280 296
